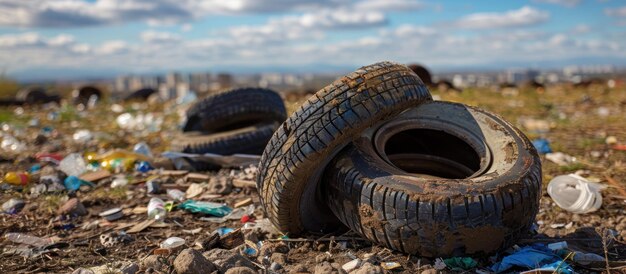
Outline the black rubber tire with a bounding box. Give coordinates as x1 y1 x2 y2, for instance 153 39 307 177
256 61 432 235
183 87 287 133
72 86 102 105
323 101 541 257
171 123 278 155
15 87 49 104
124 88 156 101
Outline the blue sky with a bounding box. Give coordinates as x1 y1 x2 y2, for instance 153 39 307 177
0 0 625 80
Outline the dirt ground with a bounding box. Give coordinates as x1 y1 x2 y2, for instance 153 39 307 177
0 84 625 273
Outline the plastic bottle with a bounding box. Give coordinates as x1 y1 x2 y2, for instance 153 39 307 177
72 129 93 143
5 233 52 247
4 172 30 186
58 153 87 177
111 176 129 188
1 135 26 152
167 189 186 202
148 198 166 221
133 142 153 158
547 174 606 214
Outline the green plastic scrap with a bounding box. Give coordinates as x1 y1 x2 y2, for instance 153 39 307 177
178 200 232 217
443 257 478 271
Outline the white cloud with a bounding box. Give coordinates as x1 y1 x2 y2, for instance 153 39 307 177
181 23 193 32
453 6 549 29
48 34 75 46
97 40 128 54
532 0 580 7
571 24 590 34
0 32 44 47
354 0 423 11
605 6 626 17
140 30 181 43
0 0 352 28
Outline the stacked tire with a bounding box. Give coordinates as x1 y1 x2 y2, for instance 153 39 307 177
171 88 287 157
256 62 542 257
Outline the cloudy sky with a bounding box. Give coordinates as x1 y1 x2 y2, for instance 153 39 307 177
0 0 625 80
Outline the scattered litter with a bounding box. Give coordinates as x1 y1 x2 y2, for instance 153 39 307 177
491 246 561 273
160 237 186 249
2 198 25 214
547 241 568 251
532 138 552 154
545 152 576 166
178 200 232 217
147 198 167 221
167 188 186 202
99 208 123 221
443 257 478 271
547 174 606 213
342 258 362 272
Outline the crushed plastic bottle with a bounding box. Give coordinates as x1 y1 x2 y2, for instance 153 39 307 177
133 142 153 158
72 129 93 143
2 198 25 213
1 135 26 152
4 172 30 186
148 198 167 221
160 237 185 249
5 233 52 247
58 153 87 177
167 189 186 202
547 174 607 214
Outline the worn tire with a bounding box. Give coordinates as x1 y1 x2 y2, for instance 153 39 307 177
171 123 278 155
183 88 286 133
256 61 432 235
323 101 541 257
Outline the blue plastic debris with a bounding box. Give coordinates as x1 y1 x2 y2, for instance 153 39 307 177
491 245 562 273
63 176 94 192
216 227 234 236
135 161 153 173
532 138 552 154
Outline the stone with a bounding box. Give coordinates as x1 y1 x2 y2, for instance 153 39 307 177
174 248 216 274
353 262 383 274
314 262 338 274
420 269 438 274
140 255 167 272
225 267 257 274
315 253 331 263
258 242 289 258
271 253 288 265
207 176 232 195
203 248 256 271
270 262 282 271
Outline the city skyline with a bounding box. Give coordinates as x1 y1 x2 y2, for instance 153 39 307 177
1 0 626 81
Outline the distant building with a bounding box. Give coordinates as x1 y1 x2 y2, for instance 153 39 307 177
190 72 211 92
505 69 539 84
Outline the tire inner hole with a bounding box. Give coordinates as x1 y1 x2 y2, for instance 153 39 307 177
384 128 481 179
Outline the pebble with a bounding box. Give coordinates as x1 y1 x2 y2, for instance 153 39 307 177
225 267 257 274
203 248 256 271
353 262 383 274
173 248 216 274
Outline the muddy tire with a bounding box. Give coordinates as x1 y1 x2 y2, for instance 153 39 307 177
256 61 432 235
171 123 278 155
73 86 102 106
183 88 286 133
16 87 49 104
323 101 541 257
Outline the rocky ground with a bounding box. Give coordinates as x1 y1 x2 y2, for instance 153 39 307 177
0 84 625 273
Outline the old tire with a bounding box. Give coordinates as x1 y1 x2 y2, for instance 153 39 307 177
323 101 541 257
256 61 432 235
171 123 278 155
183 88 286 133
16 87 49 104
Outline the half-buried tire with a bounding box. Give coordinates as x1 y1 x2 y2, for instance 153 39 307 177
171 123 278 155
323 101 541 257
256 61 432 235
183 87 287 133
